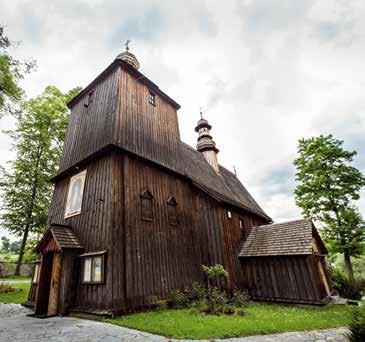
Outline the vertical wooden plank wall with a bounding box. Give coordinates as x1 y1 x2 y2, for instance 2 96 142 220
240 256 325 303
48 154 114 310
58 68 120 173
116 67 184 174
121 154 205 308
220 208 267 290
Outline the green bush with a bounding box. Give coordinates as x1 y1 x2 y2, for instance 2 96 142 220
207 287 227 314
347 306 365 342
330 266 362 300
186 282 206 302
170 289 189 309
231 289 250 308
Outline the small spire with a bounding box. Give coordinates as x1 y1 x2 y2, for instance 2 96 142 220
124 39 130 52
233 165 237 176
115 40 140 70
199 107 203 119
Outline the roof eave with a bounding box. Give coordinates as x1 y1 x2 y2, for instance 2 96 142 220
67 59 180 110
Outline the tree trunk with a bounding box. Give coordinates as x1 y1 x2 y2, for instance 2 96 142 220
14 225 30 276
14 145 42 276
344 253 355 284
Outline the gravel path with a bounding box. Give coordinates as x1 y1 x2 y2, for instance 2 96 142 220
0 303 349 341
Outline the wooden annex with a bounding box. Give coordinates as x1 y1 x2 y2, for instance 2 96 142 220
25 46 332 316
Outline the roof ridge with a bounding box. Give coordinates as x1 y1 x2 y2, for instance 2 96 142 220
253 218 311 229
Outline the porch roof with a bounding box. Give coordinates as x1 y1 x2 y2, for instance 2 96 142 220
35 224 83 253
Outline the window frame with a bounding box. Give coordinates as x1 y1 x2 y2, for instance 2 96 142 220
167 196 178 226
64 170 87 219
80 252 106 284
84 90 94 107
32 262 41 284
140 188 154 222
148 91 156 106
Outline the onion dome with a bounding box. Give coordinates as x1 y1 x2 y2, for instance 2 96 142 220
195 113 219 154
115 40 140 70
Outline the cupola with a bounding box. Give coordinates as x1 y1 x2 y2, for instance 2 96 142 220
115 40 140 70
195 112 220 173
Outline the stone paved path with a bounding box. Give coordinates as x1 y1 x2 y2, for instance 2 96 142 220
0 304 349 341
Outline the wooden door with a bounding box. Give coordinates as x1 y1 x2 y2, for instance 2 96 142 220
47 253 62 316
35 253 54 315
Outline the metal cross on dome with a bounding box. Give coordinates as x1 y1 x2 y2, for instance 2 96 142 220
124 40 131 52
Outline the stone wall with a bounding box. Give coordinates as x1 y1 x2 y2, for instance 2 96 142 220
0 262 34 277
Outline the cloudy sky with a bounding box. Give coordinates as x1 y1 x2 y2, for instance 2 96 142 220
1 0 364 240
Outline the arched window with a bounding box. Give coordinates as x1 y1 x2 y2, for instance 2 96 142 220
167 196 178 226
140 188 153 221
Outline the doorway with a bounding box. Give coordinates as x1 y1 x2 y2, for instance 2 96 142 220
35 252 62 317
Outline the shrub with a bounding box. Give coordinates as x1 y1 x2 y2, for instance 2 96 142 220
231 289 250 308
347 306 365 342
170 289 189 309
330 266 362 300
186 282 206 302
208 287 227 314
223 304 235 315
0 282 16 293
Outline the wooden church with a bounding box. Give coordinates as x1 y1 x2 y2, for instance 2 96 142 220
26 45 332 316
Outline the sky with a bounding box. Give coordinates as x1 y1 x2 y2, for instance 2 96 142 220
0 0 364 240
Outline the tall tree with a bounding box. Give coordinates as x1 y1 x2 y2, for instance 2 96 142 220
0 26 35 116
0 86 80 275
1 236 10 252
294 135 365 282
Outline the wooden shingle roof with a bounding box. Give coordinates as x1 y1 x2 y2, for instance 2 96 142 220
239 219 327 257
35 224 83 253
181 142 270 220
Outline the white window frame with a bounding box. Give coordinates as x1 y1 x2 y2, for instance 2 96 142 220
80 251 106 284
65 170 87 218
32 263 41 284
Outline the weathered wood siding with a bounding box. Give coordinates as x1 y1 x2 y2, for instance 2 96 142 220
220 208 266 290
48 153 115 311
115 67 183 174
240 255 328 303
58 68 120 173
112 153 226 311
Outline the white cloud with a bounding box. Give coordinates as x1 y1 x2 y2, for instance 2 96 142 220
0 0 364 239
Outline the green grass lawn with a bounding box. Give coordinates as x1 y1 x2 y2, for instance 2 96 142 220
105 304 352 340
0 280 31 304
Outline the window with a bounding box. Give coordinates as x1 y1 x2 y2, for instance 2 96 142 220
141 188 153 221
167 196 178 225
32 263 40 284
239 218 244 230
81 252 105 284
227 210 232 219
148 91 156 106
65 170 87 218
84 91 94 107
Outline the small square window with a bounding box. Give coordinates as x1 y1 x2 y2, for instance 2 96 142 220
82 254 105 284
148 91 156 106
227 210 232 219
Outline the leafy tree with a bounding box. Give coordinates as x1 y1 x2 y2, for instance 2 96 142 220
0 86 80 275
294 135 365 282
9 240 21 254
1 236 10 252
0 26 35 116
